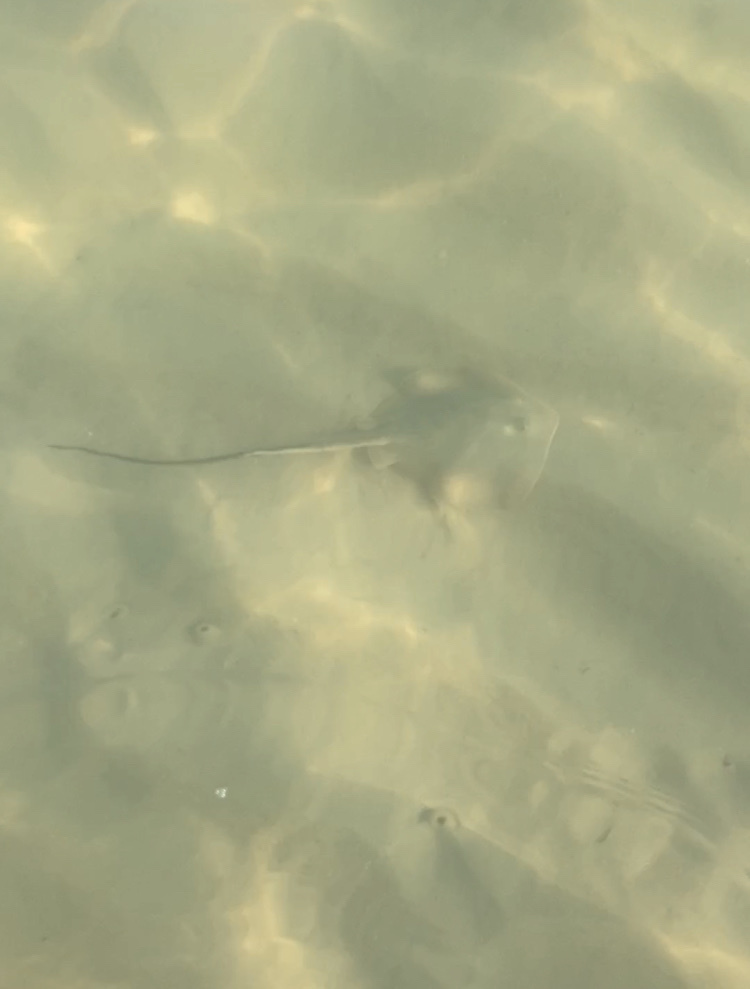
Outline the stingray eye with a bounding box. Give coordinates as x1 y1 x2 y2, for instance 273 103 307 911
418 806 460 831
504 414 528 436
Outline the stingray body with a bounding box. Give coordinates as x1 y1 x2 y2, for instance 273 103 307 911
50 368 559 509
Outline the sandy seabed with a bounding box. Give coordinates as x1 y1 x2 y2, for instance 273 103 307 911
0 1 749 986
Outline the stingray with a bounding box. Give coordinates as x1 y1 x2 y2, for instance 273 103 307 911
49 368 559 509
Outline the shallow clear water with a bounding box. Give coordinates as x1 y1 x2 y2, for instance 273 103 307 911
0 2 749 987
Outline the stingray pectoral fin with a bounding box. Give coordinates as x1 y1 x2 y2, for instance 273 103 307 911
499 402 560 507
366 445 400 470
440 397 559 511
